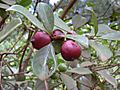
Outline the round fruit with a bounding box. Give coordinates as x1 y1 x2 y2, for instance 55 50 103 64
31 31 51 50
58 63 67 72
61 40 81 61
52 29 64 40
67 30 77 35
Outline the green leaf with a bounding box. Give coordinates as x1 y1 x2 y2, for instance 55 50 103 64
97 70 118 88
7 5 45 30
90 40 113 61
1 0 16 5
66 35 89 47
0 3 10 9
32 44 57 81
60 73 76 90
101 31 120 40
35 79 46 90
19 0 32 7
0 18 22 43
80 61 94 67
54 14 71 32
91 11 98 35
72 14 88 28
37 3 54 34
86 6 98 35
97 24 115 36
67 67 92 75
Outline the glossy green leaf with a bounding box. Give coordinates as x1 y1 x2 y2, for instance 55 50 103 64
66 35 89 47
60 73 76 90
19 0 32 7
54 14 71 32
32 44 57 81
37 3 54 34
37 2 54 33
101 31 120 40
90 40 113 61
7 5 45 30
67 67 92 74
97 70 117 88
0 18 22 43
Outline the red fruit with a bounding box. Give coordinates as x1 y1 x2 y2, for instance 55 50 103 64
67 30 77 35
31 31 51 50
61 40 81 61
52 29 64 40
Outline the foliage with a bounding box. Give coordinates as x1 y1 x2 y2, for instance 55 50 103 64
0 0 120 90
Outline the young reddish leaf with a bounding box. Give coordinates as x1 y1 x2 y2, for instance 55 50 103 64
60 73 76 90
97 70 118 88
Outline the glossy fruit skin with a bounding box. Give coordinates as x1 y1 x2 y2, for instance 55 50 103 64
52 29 64 40
61 40 81 61
31 31 51 50
67 30 77 35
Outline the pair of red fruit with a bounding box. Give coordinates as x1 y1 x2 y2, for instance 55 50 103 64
31 29 81 61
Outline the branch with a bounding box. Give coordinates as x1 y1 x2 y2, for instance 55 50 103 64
60 0 77 19
99 0 115 17
92 63 120 71
0 15 9 28
21 47 33 72
0 52 16 56
18 29 33 73
33 0 41 14
53 0 63 12
0 55 3 90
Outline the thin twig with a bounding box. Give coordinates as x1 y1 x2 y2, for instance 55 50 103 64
60 0 77 19
0 55 3 90
100 0 115 17
33 0 41 14
3 71 30 77
18 28 33 73
21 47 33 71
0 52 17 56
8 29 26 52
92 63 120 71
53 0 63 11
